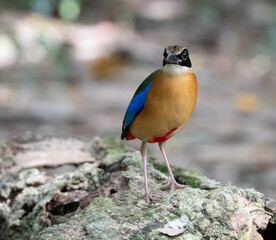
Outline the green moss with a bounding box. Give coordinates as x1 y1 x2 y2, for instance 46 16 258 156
143 211 155 221
85 197 115 212
121 153 143 170
152 162 169 176
181 175 201 188
152 162 202 188
86 137 128 158
1 137 271 240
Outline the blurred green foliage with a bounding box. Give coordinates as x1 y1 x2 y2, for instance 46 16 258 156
37 36 73 80
59 0 81 21
0 0 82 21
0 0 31 9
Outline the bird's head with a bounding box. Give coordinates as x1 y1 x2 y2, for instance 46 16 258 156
163 45 191 68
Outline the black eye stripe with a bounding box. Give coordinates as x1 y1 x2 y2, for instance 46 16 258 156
163 49 168 57
172 52 188 59
182 49 188 56
162 47 191 67
181 49 188 60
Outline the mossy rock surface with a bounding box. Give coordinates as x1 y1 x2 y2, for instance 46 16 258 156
0 137 275 240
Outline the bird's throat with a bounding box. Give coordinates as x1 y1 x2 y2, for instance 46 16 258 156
162 64 193 75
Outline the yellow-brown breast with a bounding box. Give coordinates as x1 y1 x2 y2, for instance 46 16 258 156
129 66 198 143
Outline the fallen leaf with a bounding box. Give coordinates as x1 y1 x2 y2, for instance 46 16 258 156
157 228 185 236
157 215 189 236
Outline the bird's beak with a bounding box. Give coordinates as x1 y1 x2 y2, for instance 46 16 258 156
165 52 181 64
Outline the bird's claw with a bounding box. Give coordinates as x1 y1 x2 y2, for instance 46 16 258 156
163 179 189 191
143 190 160 202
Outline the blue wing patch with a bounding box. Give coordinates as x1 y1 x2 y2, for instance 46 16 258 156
121 70 157 140
123 82 152 128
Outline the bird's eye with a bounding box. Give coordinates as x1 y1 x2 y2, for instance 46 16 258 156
163 49 168 57
182 49 188 60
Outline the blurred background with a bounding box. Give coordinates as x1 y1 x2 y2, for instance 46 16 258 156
0 0 275 197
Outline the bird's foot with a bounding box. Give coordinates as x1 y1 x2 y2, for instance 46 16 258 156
163 179 189 192
143 190 160 203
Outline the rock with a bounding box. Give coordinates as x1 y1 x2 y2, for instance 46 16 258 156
0 132 96 178
0 136 275 240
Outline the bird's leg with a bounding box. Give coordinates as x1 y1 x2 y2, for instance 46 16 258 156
159 142 188 191
141 140 158 202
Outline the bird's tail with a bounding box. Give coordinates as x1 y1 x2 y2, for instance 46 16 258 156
121 127 128 140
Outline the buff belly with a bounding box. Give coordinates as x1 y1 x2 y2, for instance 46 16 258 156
128 72 198 143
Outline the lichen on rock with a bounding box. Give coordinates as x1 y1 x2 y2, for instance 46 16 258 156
0 136 275 240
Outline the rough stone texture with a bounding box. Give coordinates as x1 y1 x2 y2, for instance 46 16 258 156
0 132 95 178
0 136 275 240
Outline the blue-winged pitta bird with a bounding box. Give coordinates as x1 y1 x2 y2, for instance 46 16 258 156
121 45 198 202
